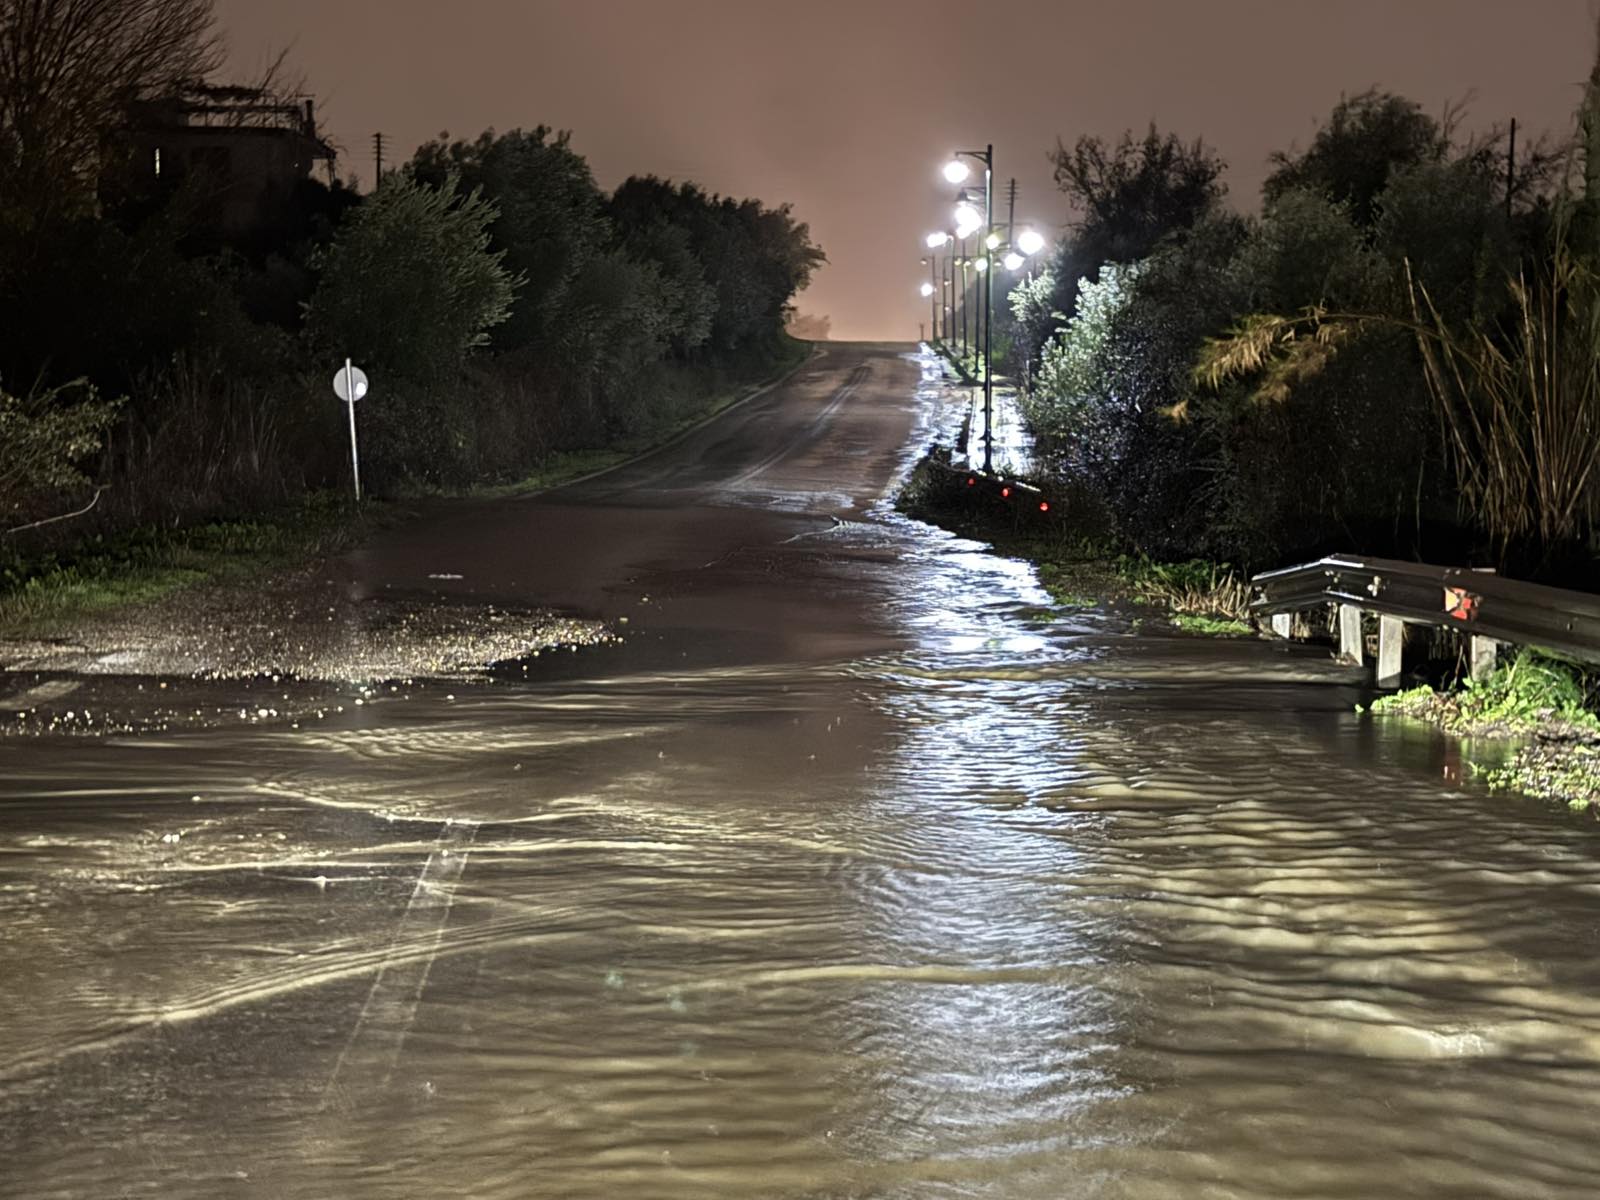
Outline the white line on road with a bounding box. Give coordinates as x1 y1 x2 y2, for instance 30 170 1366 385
0 679 81 711
322 818 478 1108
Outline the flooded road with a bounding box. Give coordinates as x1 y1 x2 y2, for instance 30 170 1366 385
5 344 1600 1197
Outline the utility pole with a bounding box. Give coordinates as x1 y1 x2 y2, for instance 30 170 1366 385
1006 177 1018 243
1506 118 1517 221
373 132 386 191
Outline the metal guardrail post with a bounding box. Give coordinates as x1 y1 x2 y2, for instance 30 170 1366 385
1377 616 1404 688
1338 604 1363 665
1470 636 1501 680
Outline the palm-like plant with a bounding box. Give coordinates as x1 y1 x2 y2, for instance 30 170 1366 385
1192 217 1600 565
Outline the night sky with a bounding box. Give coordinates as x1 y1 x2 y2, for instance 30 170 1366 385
217 0 1596 341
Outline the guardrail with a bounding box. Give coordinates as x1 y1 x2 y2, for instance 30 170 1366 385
1250 553 1600 686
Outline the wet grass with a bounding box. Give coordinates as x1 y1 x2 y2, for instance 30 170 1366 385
0 495 403 633
1 342 817 637
1370 649 1600 812
898 450 1254 638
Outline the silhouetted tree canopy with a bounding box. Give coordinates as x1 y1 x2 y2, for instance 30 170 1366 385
1050 125 1228 265
409 127 610 350
1262 90 1447 227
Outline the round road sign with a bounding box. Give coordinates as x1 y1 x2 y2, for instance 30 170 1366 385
333 365 369 403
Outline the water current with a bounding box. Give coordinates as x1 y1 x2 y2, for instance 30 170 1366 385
4 350 1600 1198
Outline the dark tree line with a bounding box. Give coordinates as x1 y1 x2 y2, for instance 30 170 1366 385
1007 84 1586 580
0 2 824 540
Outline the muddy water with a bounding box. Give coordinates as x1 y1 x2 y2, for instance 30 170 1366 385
5 350 1600 1198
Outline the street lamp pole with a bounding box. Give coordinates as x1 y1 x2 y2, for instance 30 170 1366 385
929 254 940 341
959 235 968 361
947 146 996 472
981 144 994 473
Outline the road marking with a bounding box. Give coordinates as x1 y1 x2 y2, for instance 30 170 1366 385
725 361 871 490
0 679 81 711
322 819 478 1107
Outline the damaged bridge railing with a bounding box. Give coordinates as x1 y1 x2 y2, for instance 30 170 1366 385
1249 553 1600 687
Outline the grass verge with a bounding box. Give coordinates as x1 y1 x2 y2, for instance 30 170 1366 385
1 340 817 635
1370 649 1600 812
896 452 1252 635
0 493 403 633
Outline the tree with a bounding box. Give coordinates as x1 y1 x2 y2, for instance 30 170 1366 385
611 177 824 353
1033 125 1226 367
0 0 220 229
1263 90 1446 227
1050 125 1227 265
303 173 518 382
409 127 610 352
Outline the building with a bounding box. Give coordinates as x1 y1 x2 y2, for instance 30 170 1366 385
104 83 338 244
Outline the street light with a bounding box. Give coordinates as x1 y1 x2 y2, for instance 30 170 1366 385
1016 228 1046 257
1003 251 1025 272
920 281 935 297
925 231 950 249
945 145 995 471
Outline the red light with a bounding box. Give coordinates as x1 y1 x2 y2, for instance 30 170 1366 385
1039 501 1049 512
1001 487 1011 499
966 476 976 486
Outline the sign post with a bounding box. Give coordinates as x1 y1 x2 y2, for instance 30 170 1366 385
333 360 369 501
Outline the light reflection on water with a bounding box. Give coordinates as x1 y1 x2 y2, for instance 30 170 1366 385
6 442 1600 1194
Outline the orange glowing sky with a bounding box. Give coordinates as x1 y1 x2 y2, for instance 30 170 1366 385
217 0 1595 341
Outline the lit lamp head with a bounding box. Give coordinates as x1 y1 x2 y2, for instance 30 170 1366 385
1003 252 1025 272
942 159 971 184
974 256 989 273
984 232 1000 250
920 282 935 297
1016 229 1046 257
953 202 982 239
925 231 950 249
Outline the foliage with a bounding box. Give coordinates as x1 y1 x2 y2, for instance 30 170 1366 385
0 0 220 230
1372 649 1600 734
1171 613 1253 636
409 127 610 352
1050 124 1229 264
303 173 518 383
1263 90 1447 227
1408 231 1600 562
1024 262 1140 459
1113 554 1250 619
1195 213 1600 568
1031 124 1227 371
0 379 121 523
612 177 825 355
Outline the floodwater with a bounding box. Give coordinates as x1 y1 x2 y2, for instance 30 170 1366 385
4 346 1600 1198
